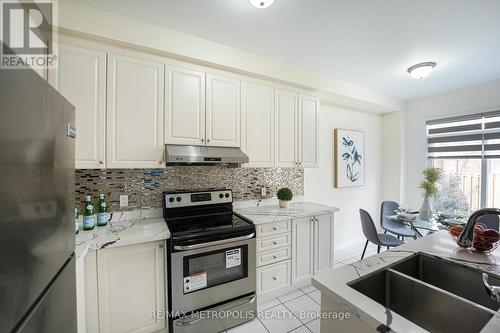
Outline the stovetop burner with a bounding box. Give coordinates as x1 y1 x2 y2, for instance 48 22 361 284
163 189 255 246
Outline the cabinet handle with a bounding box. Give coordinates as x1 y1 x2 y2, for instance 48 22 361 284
273 255 277 259
272 276 277 281
201 138 204 142
272 227 277 231
98 161 103 164
159 243 164 248
207 139 210 143
273 241 277 245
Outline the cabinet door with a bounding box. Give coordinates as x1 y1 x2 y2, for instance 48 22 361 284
165 66 206 145
97 241 166 333
298 95 319 168
206 74 241 147
275 90 297 167
291 217 314 284
241 83 274 167
314 214 335 275
49 44 106 168
107 54 164 168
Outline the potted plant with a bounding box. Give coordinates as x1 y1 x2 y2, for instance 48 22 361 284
418 167 442 221
277 187 293 208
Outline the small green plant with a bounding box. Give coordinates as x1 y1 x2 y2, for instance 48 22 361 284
419 167 442 197
277 187 293 201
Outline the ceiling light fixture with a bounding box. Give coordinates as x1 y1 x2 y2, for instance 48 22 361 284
249 0 274 9
407 62 437 79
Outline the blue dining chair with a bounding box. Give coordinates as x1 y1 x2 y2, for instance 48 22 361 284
380 201 417 240
359 209 404 259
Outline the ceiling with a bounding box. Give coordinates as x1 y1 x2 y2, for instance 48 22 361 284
72 0 500 100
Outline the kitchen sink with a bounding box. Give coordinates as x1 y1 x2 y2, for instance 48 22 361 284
348 253 499 333
391 253 500 311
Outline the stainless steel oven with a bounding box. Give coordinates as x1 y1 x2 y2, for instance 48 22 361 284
164 189 257 333
171 234 256 313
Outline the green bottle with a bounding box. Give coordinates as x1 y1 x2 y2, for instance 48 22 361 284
75 207 80 234
83 195 95 231
97 194 108 226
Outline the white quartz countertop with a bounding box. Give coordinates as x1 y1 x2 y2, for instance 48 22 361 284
75 217 169 261
234 202 339 225
312 231 500 333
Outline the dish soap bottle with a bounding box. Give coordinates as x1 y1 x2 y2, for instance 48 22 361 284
83 195 95 231
97 194 108 227
75 207 80 234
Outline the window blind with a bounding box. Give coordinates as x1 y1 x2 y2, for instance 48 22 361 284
426 111 500 159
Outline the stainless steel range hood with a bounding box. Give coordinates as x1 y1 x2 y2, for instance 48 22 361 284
165 145 249 165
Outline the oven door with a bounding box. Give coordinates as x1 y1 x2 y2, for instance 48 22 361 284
171 234 256 312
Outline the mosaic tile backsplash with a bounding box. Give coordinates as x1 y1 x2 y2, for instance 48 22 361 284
75 167 304 212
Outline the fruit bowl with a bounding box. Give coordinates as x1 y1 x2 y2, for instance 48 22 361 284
448 224 500 253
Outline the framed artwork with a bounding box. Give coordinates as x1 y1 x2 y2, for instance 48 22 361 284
334 129 365 188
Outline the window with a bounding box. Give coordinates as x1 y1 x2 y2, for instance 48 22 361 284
426 112 500 215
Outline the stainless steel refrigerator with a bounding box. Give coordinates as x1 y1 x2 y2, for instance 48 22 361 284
0 66 77 332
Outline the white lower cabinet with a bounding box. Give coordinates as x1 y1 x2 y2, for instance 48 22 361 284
256 214 335 298
313 214 335 275
293 214 335 281
257 260 291 295
78 241 167 333
291 217 314 284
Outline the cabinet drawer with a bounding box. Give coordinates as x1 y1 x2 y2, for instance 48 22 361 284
257 233 291 252
257 260 291 295
257 221 291 237
257 246 291 267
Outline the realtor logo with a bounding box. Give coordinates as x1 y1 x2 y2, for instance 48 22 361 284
1 0 58 69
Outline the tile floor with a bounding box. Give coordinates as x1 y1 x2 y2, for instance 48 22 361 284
225 240 389 333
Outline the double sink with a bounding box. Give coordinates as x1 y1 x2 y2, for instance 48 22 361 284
349 253 500 333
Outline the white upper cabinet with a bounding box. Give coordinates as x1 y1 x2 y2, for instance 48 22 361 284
275 90 297 167
49 44 106 169
165 66 206 146
107 53 164 168
298 95 319 168
206 74 241 147
241 83 275 167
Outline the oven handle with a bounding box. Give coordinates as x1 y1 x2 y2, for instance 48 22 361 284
173 232 255 251
175 294 256 326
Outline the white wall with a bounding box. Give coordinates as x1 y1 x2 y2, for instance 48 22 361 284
304 104 382 249
381 111 404 203
405 79 500 208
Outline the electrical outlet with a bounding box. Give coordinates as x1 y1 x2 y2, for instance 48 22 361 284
119 195 128 207
261 187 267 198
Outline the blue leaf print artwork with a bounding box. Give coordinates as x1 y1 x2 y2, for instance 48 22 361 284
342 135 363 183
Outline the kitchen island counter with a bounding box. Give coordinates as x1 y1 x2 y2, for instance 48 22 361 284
312 231 500 333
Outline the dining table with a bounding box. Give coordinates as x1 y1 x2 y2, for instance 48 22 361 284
385 214 453 238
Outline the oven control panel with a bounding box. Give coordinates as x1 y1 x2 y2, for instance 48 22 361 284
164 189 232 208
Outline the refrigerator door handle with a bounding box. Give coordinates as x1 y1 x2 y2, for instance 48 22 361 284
66 124 76 138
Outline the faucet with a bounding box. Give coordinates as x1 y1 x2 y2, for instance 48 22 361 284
482 273 500 303
457 208 500 248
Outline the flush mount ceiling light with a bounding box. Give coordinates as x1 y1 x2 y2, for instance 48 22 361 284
249 0 274 9
407 62 437 79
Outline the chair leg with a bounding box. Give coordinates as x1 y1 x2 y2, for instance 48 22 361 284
387 246 389 250
384 230 387 234
402 236 405 242
361 240 368 259
377 245 381 253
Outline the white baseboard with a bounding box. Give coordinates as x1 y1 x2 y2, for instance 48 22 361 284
334 237 366 251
